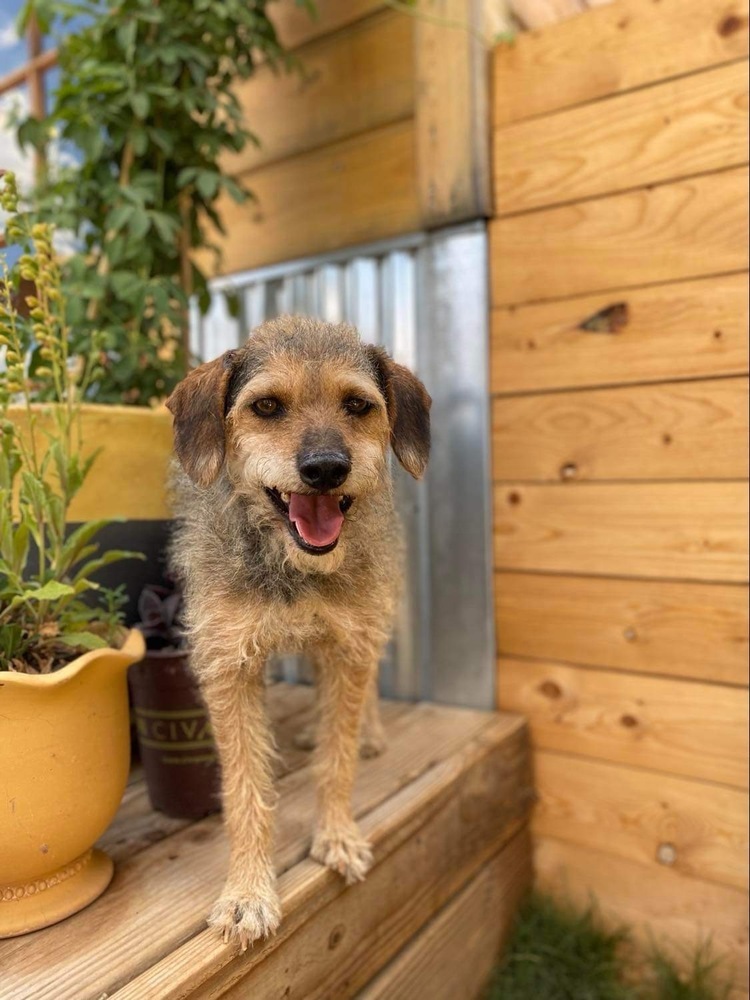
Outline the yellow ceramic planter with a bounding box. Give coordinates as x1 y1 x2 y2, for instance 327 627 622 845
9 404 173 521
0 629 145 938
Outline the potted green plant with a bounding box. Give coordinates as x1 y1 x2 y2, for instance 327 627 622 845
128 583 221 819
17 0 308 404
0 171 145 938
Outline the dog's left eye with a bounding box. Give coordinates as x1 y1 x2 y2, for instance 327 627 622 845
344 397 372 415
252 397 282 417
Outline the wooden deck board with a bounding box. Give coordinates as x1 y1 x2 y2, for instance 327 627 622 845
0 688 531 1000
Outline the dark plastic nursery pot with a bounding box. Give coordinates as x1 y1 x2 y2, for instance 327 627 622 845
128 648 221 819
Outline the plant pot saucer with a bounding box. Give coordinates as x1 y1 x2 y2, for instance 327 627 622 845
0 848 113 938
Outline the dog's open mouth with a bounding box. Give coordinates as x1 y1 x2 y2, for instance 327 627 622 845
265 488 354 555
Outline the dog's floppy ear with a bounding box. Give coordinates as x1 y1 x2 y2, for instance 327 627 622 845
166 350 238 487
366 346 431 479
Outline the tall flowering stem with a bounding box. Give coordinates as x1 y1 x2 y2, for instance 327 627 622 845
0 171 142 672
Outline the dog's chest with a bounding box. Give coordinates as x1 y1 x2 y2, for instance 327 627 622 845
248 592 333 654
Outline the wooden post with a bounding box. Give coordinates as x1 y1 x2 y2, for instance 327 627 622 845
414 0 492 227
26 14 47 185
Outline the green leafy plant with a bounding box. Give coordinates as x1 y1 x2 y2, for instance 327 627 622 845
0 170 143 672
16 0 313 404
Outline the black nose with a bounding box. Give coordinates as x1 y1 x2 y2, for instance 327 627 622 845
298 451 351 491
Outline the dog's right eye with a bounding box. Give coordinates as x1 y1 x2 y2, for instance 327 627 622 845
251 397 282 417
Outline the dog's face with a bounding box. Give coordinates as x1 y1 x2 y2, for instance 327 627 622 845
167 317 431 573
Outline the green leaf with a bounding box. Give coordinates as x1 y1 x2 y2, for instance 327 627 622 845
12 522 30 575
222 176 248 204
195 170 220 200
0 624 24 658
107 204 135 233
59 631 108 650
176 167 198 188
127 210 151 241
72 548 145 585
60 518 121 568
110 270 143 301
150 212 179 244
116 19 138 55
20 471 46 519
48 439 68 494
26 581 76 601
131 92 150 120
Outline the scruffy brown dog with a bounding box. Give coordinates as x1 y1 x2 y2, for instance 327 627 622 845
166 316 431 950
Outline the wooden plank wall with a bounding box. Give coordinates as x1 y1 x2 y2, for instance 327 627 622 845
203 0 490 276
490 0 749 980
203 3 417 274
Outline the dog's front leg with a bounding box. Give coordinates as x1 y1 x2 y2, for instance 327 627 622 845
309 642 377 884
199 659 280 950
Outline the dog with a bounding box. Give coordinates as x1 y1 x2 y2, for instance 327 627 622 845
166 316 431 950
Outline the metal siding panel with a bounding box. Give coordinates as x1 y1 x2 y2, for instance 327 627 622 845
417 225 495 707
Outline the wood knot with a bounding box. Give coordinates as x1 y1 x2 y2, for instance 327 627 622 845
620 714 638 729
539 680 562 699
662 433 672 445
328 924 345 950
507 490 522 506
713 329 723 340
579 302 629 334
717 13 745 35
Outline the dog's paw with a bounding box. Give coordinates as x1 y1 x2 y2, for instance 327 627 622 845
292 724 317 752
310 827 373 885
359 728 387 759
208 889 281 952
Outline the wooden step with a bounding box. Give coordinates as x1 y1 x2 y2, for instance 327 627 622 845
0 684 533 1000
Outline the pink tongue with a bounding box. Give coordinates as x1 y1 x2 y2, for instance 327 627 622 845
288 493 344 548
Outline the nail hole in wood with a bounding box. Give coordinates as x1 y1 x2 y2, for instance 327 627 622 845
656 842 677 866
623 627 637 642
620 714 638 728
560 462 578 480
662 433 672 445
328 925 345 950
508 491 522 506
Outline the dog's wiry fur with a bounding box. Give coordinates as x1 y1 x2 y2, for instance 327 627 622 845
167 317 430 950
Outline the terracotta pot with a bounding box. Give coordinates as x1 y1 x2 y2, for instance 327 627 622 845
0 629 145 938
128 649 221 819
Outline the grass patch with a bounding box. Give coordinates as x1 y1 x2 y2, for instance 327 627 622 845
485 894 734 1000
